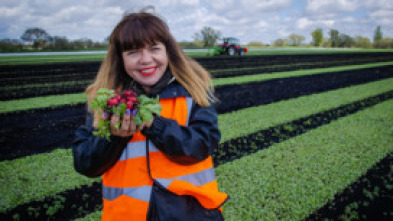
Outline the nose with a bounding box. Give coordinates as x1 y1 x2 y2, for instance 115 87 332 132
140 49 153 64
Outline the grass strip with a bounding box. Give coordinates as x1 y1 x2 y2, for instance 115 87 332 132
0 54 106 65
0 93 87 114
246 48 393 56
213 61 393 86
1 78 392 214
209 57 390 74
215 99 393 221
1 62 393 114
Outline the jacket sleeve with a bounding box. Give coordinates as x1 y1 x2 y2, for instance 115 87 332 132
142 102 221 165
71 113 131 178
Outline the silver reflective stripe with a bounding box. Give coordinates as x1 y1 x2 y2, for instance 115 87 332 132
102 185 152 202
185 96 193 126
119 140 159 161
156 167 216 188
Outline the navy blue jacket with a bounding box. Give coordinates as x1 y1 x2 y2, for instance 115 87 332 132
72 81 221 178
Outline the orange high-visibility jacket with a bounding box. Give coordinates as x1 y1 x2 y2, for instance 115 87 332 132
101 95 228 220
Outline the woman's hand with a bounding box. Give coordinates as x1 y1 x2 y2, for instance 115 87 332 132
106 109 154 137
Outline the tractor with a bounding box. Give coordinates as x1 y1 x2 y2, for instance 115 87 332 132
214 37 248 56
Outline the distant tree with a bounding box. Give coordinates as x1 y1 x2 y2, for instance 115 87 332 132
374 38 393 49
273 38 288 47
329 29 339 47
287 34 305 46
46 36 70 50
72 38 94 49
177 41 201 48
373 26 383 43
353 36 372 48
21 27 50 49
311 28 324 47
337 34 354 48
373 26 383 48
193 26 221 47
0 38 23 51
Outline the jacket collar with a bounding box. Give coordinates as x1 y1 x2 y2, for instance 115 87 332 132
158 81 190 99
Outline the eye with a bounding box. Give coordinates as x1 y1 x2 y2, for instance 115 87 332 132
126 50 136 55
151 46 160 51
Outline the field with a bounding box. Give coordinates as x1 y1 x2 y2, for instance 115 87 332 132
0 51 393 220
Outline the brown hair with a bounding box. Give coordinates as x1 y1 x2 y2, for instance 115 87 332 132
86 9 216 127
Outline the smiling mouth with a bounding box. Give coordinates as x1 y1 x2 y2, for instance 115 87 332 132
140 67 157 76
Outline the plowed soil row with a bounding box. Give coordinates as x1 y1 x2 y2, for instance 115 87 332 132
2 53 393 101
1 90 391 221
2 52 393 77
196 52 393 70
1 66 392 161
2 56 392 87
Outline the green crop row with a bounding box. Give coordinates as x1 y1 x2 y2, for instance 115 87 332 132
208 57 388 74
213 61 393 86
219 77 393 142
1 61 392 114
217 99 393 220
1 78 392 213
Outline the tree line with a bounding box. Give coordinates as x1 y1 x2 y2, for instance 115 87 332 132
0 28 107 52
1 26 392 52
253 26 392 48
307 26 392 49
192 26 393 49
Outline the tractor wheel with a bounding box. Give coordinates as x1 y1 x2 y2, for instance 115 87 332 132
238 50 244 56
227 47 235 56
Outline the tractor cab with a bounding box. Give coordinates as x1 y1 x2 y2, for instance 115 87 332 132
222 37 239 45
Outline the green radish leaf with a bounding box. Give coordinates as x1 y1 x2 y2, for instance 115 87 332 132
134 114 143 126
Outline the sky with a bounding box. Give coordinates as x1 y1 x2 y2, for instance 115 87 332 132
0 0 392 45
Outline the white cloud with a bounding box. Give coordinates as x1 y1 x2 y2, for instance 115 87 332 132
0 0 392 44
369 9 393 18
296 17 313 29
341 16 356 23
240 0 292 12
306 0 361 14
364 0 393 9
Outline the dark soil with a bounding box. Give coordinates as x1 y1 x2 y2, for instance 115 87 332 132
1 91 391 221
215 65 393 114
1 66 393 161
0 104 86 161
2 52 393 100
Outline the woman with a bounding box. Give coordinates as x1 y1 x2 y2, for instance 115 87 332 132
72 8 228 221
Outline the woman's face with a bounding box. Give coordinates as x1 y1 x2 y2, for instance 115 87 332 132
122 41 169 92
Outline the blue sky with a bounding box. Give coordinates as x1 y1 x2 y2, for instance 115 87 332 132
0 0 392 45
